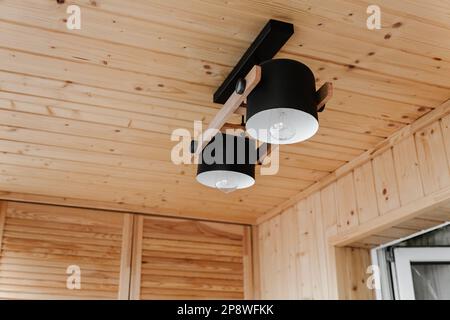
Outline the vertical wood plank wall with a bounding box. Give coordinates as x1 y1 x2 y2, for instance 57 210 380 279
256 110 450 299
0 202 252 300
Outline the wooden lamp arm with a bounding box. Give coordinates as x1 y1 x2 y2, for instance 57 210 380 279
193 65 261 156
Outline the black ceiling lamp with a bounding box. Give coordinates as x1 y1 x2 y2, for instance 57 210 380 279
245 59 319 144
191 19 332 191
196 133 257 193
213 19 330 146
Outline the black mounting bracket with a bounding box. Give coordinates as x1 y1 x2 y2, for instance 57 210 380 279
213 19 294 104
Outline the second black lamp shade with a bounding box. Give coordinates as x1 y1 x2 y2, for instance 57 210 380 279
245 59 319 144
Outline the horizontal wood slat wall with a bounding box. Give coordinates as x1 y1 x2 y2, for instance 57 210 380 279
0 201 128 299
256 100 450 299
0 202 251 300
130 215 251 300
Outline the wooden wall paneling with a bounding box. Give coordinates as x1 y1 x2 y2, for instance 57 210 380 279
307 193 328 299
0 202 6 254
335 247 374 300
334 247 351 299
348 248 374 300
415 121 450 194
0 202 125 299
266 216 282 299
130 215 144 300
439 114 450 170
242 226 254 300
251 226 261 300
320 183 339 299
336 173 359 232
392 136 424 205
256 105 450 300
118 214 134 300
136 216 246 300
353 161 379 223
279 207 299 299
331 184 450 247
295 200 313 299
372 149 401 215
259 100 450 225
258 223 268 299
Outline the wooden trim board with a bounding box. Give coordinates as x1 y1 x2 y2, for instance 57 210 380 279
0 201 7 253
243 226 254 299
330 184 450 247
118 214 134 300
0 191 255 225
129 215 144 300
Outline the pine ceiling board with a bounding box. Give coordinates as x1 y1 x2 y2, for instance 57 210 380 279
0 0 244 65
327 89 432 124
0 0 448 223
0 139 193 176
0 110 349 174
0 138 316 194
199 0 450 59
0 138 326 186
2 0 448 96
87 0 449 87
0 154 294 201
0 91 392 158
0 70 425 141
286 140 363 155
0 177 265 223
280 53 448 106
0 192 256 225
279 154 345 172
0 49 214 108
0 2 447 105
0 120 359 164
0 71 408 146
309 127 384 150
0 92 403 153
0 3 450 112
353 0 450 29
0 99 196 138
317 109 402 138
72 0 450 84
0 92 222 130
3 46 439 129
0 72 224 122
268 166 329 182
0 20 227 88
4 32 446 111
282 142 362 162
0 167 277 214
0 154 304 201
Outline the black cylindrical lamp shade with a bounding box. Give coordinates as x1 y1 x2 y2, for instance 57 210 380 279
246 59 319 144
197 133 256 192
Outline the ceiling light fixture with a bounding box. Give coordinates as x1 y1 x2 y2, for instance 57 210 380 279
246 59 319 144
196 133 256 193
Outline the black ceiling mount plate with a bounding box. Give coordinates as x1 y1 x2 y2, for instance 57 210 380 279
213 19 294 104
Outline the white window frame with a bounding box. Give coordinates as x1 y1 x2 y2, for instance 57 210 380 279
393 247 450 300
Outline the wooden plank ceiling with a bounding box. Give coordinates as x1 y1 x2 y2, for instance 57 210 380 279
0 0 449 224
